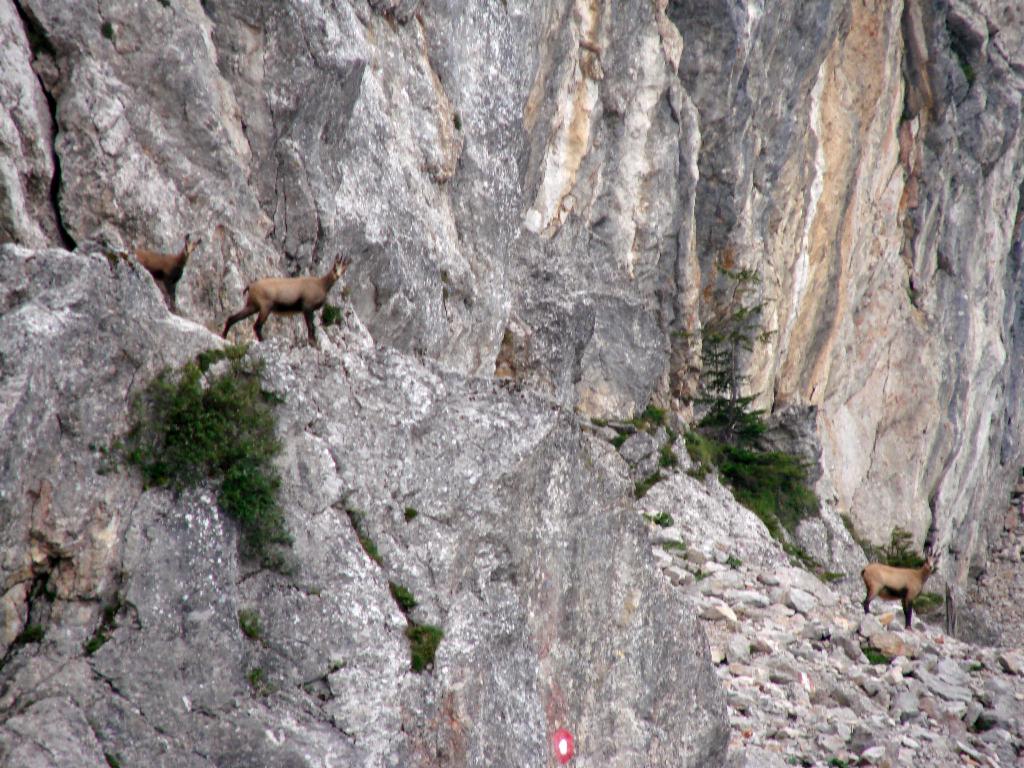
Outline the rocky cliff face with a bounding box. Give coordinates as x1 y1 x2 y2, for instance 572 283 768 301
1 0 1022 764
0 246 727 766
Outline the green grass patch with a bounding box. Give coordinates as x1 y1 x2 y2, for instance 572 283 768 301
389 582 417 614
726 555 742 569
83 597 121 655
634 471 662 499
661 539 687 552
247 667 270 695
196 343 250 373
644 511 673 527
684 431 718 478
590 417 608 428
631 404 667 431
914 591 944 615
14 624 44 646
123 347 290 567
659 442 678 469
237 608 263 640
862 646 889 665
611 433 628 449
346 508 382 565
404 507 418 522
321 303 343 327
83 633 106 655
822 571 845 583
105 754 123 768
406 624 443 673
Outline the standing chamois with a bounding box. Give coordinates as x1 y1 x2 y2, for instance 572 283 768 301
134 234 200 313
861 554 936 629
222 255 351 346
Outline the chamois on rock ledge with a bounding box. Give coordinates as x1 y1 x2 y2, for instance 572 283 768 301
221 255 351 346
134 234 200 313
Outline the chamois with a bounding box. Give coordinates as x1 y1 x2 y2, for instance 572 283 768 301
221 255 351 346
861 554 936 629
135 234 200 312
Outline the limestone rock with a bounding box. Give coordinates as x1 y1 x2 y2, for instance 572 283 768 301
786 588 817 616
0 246 729 767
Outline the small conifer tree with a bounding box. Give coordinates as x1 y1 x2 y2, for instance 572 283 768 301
697 265 770 444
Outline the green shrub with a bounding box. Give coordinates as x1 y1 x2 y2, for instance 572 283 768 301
634 471 662 499
644 511 673 527
83 597 121 655
684 431 719 477
685 430 819 540
124 347 290 566
406 624 443 673
914 591 944 615
659 441 678 469
879 527 925 567
632 404 666 430
718 446 819 538
610 433 629 449
247 667 270 695
389 582 417 614
14 624 44 646
83 633 107 655
346 508 382 565
238 608 263 640
321 303 343 327
105 754 123 768
862 646 888 665
404 507 418 522
726 555 742 569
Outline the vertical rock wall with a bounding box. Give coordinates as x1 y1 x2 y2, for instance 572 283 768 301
669 0 1024 573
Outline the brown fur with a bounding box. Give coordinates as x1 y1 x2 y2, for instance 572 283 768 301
134 234 200 312
222 255 351 345
861 556 935 629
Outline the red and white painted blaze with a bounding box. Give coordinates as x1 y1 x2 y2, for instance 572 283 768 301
552 728 574 764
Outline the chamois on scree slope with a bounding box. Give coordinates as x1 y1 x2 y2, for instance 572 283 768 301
861 554 936 629
134 234 200 312
221 255 351 346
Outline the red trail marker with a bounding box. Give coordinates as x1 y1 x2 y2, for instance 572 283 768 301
552 728 574 764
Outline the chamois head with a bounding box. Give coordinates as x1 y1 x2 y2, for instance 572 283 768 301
327 253 352 286
181 234 200 265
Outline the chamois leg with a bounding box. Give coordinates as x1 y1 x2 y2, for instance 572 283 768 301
303 309 317 346
253 308 271 342
863 587 877 615
903 599 913 629
167 281 178 314
222 306 257 338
